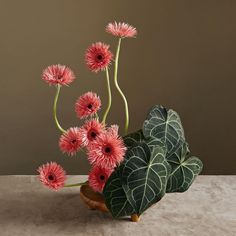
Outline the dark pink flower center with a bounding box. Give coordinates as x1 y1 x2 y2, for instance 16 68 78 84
87 103 93 109
104 146 112 154
71 139 77 144
48 174 55 181
96 54 104 62
100 175 105 181
88 130 97 140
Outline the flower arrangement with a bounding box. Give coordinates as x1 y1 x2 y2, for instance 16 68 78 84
38 22 203 222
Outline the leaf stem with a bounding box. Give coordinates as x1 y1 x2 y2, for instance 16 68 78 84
102 67 112 124
64 181 88 188
114 38 129 134
53 85 66 133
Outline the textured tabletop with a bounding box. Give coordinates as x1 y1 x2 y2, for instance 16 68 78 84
0 176 235 236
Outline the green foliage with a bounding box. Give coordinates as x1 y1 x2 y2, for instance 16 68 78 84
143 105 185 156
123 129 163 151
103 168 135 218
166 141 203 193
103 142 170 217
103 105 203 218
121 143 170 215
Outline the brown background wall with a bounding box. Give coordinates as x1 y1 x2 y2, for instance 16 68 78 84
0 0 235 175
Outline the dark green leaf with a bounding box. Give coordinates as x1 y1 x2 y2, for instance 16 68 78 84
103 169 135 218
143 105 185 155
166 142 203 193
121 142 171 215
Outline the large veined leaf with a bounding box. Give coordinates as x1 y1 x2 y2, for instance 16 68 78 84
124 129 163 151
103 168 135 218
166 141 203 193
121 142 171 215
143 105 185 155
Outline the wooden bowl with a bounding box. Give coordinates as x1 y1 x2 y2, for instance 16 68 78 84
79 184 140 222
80 184 109 212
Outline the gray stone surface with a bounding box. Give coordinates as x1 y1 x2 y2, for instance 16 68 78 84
0 176 235 236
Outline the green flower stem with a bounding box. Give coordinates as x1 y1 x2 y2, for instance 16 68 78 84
102 67 112 124
114 38 129 134
64 181 88 188
53 85 66 133
95 112 99 120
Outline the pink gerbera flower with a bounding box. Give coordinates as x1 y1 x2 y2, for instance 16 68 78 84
106 22 137 38
80 119 105 146
75 92 101 119
85 42 113 72
87 131 127 168
37 162 66 190
42 64 75 86
59 127 84 156
88 165 113 192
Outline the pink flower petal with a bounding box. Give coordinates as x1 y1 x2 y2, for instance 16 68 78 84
42 64 75 86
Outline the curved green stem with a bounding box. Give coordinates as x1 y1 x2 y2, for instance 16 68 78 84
64 181 88 188
53 85 66 133
102 67 112 124
114 38 129 134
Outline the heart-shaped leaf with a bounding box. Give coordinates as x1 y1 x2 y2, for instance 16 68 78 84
121 142 171 215
103 168 135 218
143 105 185 155
166 141 203 193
